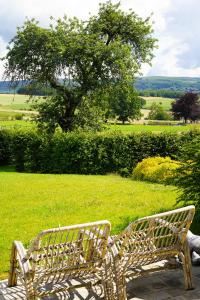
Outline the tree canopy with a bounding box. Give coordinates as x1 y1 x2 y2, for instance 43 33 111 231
3 2 156 132
172 92 200 123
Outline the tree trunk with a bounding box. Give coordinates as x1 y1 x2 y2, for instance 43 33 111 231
58 93 79 132
58 111 75 132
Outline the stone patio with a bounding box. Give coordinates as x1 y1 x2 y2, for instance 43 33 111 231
0 265 200 300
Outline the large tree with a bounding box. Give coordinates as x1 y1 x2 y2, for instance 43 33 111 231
172 92 200 123
3 2 156 132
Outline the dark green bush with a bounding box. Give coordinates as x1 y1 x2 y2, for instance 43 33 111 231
15 113 24 120
1 128 200 174
0 130 13 165
176 136 200 208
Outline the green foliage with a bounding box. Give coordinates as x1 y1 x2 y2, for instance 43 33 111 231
138 89 184 98
17 84 53 96
132 156 180 184
0 130 12 165
4 2 156 132
148 102 172 120
14 113 24 120
107 82 143 123
176 137 200 209
2 128 200 174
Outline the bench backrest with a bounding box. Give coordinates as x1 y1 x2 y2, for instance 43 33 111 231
26 220 111 285
113 206 195 269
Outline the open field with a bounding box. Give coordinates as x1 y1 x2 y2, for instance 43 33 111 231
0 94 199 132
142 97 174 111
107 123 200 133
0 167 177 278
0 94 174 112
0 94 31 110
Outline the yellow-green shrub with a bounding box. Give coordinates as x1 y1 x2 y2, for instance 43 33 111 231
132 156 180 184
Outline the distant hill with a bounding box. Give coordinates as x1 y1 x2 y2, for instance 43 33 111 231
0 81 18 94
1 76 200 94
134 76 200 92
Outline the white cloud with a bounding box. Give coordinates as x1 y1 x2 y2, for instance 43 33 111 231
0 0 200 78
145 0 200 77
0 37 7 79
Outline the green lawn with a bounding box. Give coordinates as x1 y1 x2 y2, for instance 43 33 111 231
1 121 200 133
143 97 174 111
0 167 178 278
107 124 200 133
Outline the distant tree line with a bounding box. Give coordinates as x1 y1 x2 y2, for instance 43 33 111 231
138 89 184 98
17 86 186 99
17 85 53 96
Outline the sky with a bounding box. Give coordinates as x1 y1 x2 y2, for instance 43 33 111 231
0 0 200 79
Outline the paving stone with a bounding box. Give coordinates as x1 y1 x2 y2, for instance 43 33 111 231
1 265 200 299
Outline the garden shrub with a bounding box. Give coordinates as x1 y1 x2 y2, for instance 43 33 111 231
176 136 200 208
132 156 180 184
15 113 24 120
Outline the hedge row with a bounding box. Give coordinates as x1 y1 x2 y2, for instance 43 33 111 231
0 129 199 174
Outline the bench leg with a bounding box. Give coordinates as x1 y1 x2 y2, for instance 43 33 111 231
181 243 193 290
8 242 18 287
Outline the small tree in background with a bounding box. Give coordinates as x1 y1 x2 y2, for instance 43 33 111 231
107 82 144 124
148 102 171 120
172 92 200 123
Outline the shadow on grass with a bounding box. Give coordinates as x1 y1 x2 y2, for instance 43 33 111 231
113 215 139 234
0 166 15 172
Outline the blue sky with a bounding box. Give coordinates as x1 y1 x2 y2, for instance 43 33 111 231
0 0 200 79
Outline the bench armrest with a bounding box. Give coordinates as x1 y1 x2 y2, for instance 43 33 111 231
8 241 32 287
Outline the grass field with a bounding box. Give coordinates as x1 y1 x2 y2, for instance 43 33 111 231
0 166 178 278
1 121 200 132
143 97 174 111
107 123 200 133
0 94 174 111
0 94 199 133
0 94 31 110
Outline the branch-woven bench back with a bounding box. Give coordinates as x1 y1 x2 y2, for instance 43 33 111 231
26 221 110 287
113 206 195 269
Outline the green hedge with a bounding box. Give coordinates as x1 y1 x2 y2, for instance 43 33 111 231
0 130 12 165
0 129 200 174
